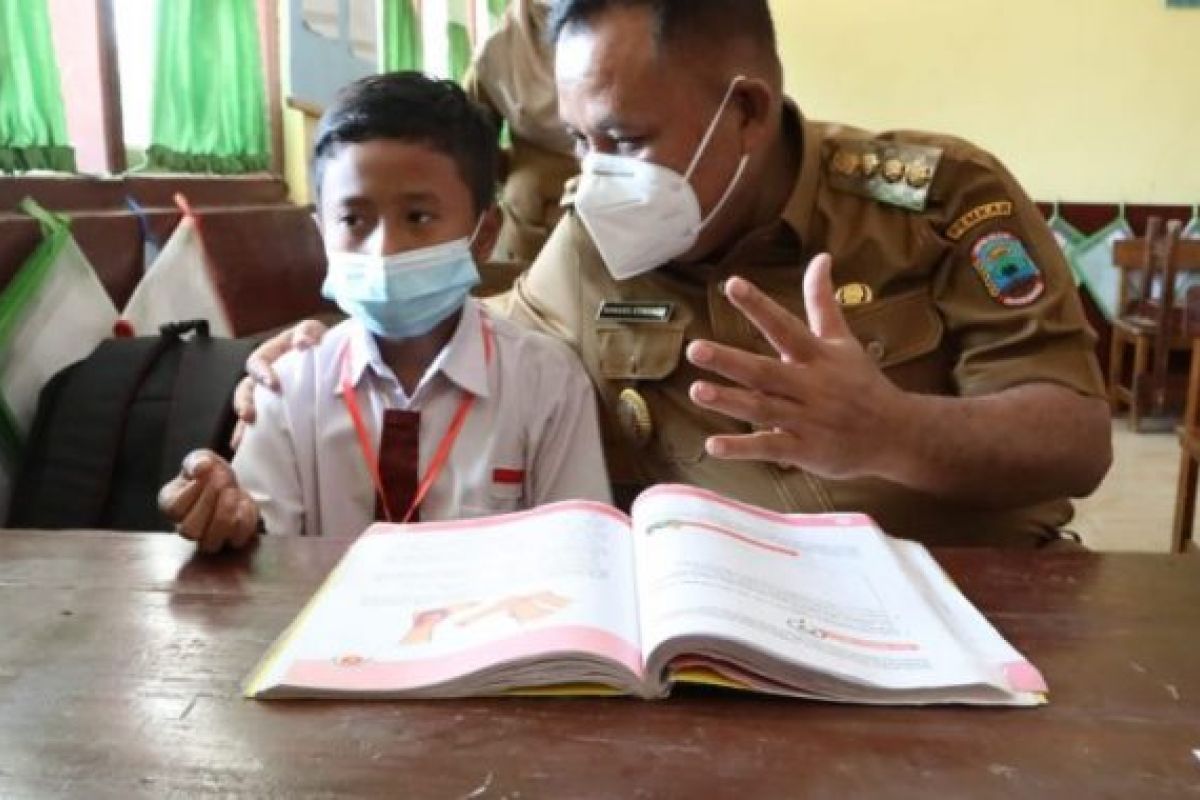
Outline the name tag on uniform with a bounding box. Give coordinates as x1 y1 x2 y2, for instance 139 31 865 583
596 301 675 324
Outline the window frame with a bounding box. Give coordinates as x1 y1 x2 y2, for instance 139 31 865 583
27 0 286 181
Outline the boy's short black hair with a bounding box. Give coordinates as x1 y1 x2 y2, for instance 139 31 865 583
548 0 777 57
312 72 499 215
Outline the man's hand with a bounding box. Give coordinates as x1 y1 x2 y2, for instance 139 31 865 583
230 320 328 449
159 450 260 553
686 253 907 481
686 253 1113 507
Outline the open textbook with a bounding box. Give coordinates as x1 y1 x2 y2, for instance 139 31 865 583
245 485 1048 706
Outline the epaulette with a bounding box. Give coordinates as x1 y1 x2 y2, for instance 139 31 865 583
826 140 944 212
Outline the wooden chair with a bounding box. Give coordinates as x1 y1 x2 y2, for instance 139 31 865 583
1171 343 1200 553
1107 219 1196 430
1169 239 1200 554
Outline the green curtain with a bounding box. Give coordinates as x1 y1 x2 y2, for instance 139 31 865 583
382 0 424 72
148 0 269 173
447 0 472 82
487 0 509 23
0 0 76 172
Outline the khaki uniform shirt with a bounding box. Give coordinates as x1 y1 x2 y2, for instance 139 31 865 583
464 0 570 157
487 106 1105 548
463 0 578 269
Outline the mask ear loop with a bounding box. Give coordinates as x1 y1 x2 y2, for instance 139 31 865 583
700 155 751 230
467 213 488 249
684 75 748 180
684 76 751 231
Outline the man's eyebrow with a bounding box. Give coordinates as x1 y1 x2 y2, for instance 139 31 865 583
578 114 646 137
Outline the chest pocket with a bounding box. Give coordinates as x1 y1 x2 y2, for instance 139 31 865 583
459 470 526 519
842 288 949 393
594 320 714 465
595 320 689 381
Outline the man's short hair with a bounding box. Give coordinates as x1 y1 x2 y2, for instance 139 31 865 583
312 72 498 214
548 0 777 58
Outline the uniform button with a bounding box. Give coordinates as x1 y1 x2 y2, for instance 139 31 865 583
617 389 654 448
882 158 905 183
831 150 860 177
835 282 874 307
906 160 933 189
861 152 881 178
866 341 886 362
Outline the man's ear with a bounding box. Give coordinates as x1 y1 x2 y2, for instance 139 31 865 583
470 205 503 264
735 77 775 154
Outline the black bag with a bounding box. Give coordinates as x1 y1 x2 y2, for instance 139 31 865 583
8 320 257 531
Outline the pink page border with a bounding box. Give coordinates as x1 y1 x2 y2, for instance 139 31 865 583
636 484 875 529
363 500 631 537
282 625 643 693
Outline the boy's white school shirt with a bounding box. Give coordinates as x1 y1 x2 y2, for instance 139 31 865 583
233 298 612 537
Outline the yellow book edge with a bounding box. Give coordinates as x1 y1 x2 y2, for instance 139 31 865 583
503 668 752 698
671 666 753 692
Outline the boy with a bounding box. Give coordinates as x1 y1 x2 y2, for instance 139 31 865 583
159 73 610 552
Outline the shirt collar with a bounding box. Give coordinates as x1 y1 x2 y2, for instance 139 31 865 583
338 299 492 400
778 100 824 248
704 100 820 276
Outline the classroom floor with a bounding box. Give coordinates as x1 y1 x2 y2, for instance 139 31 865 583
1073 419 1188 553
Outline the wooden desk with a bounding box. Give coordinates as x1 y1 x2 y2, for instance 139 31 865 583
1 532 1198 798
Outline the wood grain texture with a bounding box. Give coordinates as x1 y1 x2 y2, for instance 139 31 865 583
1 532 1198 799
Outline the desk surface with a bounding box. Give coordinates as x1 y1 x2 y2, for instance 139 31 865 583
1 531 1198 799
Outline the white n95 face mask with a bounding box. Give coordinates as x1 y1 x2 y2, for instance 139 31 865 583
573 76 750 281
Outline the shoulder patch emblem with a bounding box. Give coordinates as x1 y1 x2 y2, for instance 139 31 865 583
971 232 1045 307
947 201 1014 241
827 141 944 212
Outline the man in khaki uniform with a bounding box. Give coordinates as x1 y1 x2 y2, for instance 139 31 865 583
487 0 1111 547
240 0 1111 547
464 0 578 270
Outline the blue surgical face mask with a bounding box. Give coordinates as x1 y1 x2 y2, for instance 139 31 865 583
322 236 482 340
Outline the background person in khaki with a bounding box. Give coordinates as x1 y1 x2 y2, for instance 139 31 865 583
243 0 1111 547
464 0 578 269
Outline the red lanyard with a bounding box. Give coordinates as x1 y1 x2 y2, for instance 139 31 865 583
340 316 494 525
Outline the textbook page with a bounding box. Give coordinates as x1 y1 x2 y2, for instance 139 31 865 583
887 539 1047 697
631 486 1034 702
247 501 644 698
